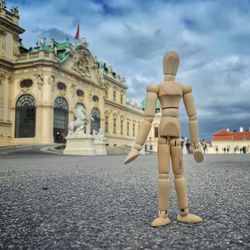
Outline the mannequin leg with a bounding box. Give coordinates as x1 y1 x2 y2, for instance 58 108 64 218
170 139 202 223
151 137 171 227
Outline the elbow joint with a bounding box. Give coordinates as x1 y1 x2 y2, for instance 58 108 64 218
145 116 154 123
189 114 197 121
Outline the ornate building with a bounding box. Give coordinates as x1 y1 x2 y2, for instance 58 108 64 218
0 3 144 146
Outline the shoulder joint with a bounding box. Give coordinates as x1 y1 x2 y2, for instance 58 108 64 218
147 84 159 93
182 84 192 94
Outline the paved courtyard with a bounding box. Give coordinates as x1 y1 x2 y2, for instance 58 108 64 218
0 147 249 249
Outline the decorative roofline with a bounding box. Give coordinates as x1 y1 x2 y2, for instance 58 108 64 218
95 59 127 88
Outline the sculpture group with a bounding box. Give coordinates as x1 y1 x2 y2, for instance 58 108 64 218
63 105 106 155
125 51 204 227
68 104 93 136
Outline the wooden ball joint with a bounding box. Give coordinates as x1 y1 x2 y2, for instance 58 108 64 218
124 51 204 227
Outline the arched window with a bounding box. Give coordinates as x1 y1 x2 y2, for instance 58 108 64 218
15 94 36 138
91 108 100 134
53 97 68 142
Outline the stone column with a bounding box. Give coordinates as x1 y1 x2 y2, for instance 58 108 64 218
3 75 8 122
35 71 45 144
0 75 8 122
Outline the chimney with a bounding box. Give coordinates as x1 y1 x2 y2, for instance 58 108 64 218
239 126 244 132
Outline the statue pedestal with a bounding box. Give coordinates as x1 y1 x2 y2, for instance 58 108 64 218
63 134 96 155
94 139 107 155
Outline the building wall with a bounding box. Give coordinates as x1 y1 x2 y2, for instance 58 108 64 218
211 140 250 154
104 101 143 146
8 63 109 145
0 70 11 146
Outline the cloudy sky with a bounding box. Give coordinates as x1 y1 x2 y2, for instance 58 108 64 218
7 0 250 139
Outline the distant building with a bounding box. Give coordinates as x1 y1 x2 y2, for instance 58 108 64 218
211 127 250 154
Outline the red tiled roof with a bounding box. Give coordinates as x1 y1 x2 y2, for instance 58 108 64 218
212 129 250 141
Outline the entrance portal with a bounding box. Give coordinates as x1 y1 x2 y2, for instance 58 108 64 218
53 97 68 143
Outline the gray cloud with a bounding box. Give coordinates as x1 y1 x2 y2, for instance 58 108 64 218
32 27 73 42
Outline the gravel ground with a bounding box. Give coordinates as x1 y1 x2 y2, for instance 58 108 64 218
0 152 250 250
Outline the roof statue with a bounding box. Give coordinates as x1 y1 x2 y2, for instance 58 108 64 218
0 0 6 9
39 37 46 49
10 5 19 16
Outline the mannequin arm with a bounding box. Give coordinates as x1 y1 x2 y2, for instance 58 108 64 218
183 84 203 163
124 84 158 164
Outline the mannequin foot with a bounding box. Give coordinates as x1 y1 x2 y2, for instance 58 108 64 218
151 211 171 227
177 213 203 224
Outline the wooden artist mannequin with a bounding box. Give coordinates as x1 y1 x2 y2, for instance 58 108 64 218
124 51 204 227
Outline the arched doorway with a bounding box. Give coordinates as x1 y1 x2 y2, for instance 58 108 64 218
53 97 68 142
91 108 100 134
15 94 36 138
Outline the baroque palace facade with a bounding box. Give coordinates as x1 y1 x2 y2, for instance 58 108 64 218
0 3 144 146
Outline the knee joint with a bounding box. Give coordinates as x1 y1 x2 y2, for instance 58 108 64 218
174 174 183 179
159 174 169 180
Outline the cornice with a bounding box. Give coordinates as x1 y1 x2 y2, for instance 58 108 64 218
0 17 25 34
104 74 127 90
0 57 13 69
105 99 144 117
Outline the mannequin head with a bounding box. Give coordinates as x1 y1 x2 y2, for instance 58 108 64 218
163 51 179 76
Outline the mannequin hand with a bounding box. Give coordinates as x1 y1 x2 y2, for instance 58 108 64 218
124 148 140 164
193 148 204 163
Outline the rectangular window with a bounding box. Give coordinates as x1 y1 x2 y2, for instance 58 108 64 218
113 118 116 134
127 122 130 136
120 94 123 104
113 90 116 102
121 120 123 135
154 127 159 138
105 116 108 133
133 124 135 137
